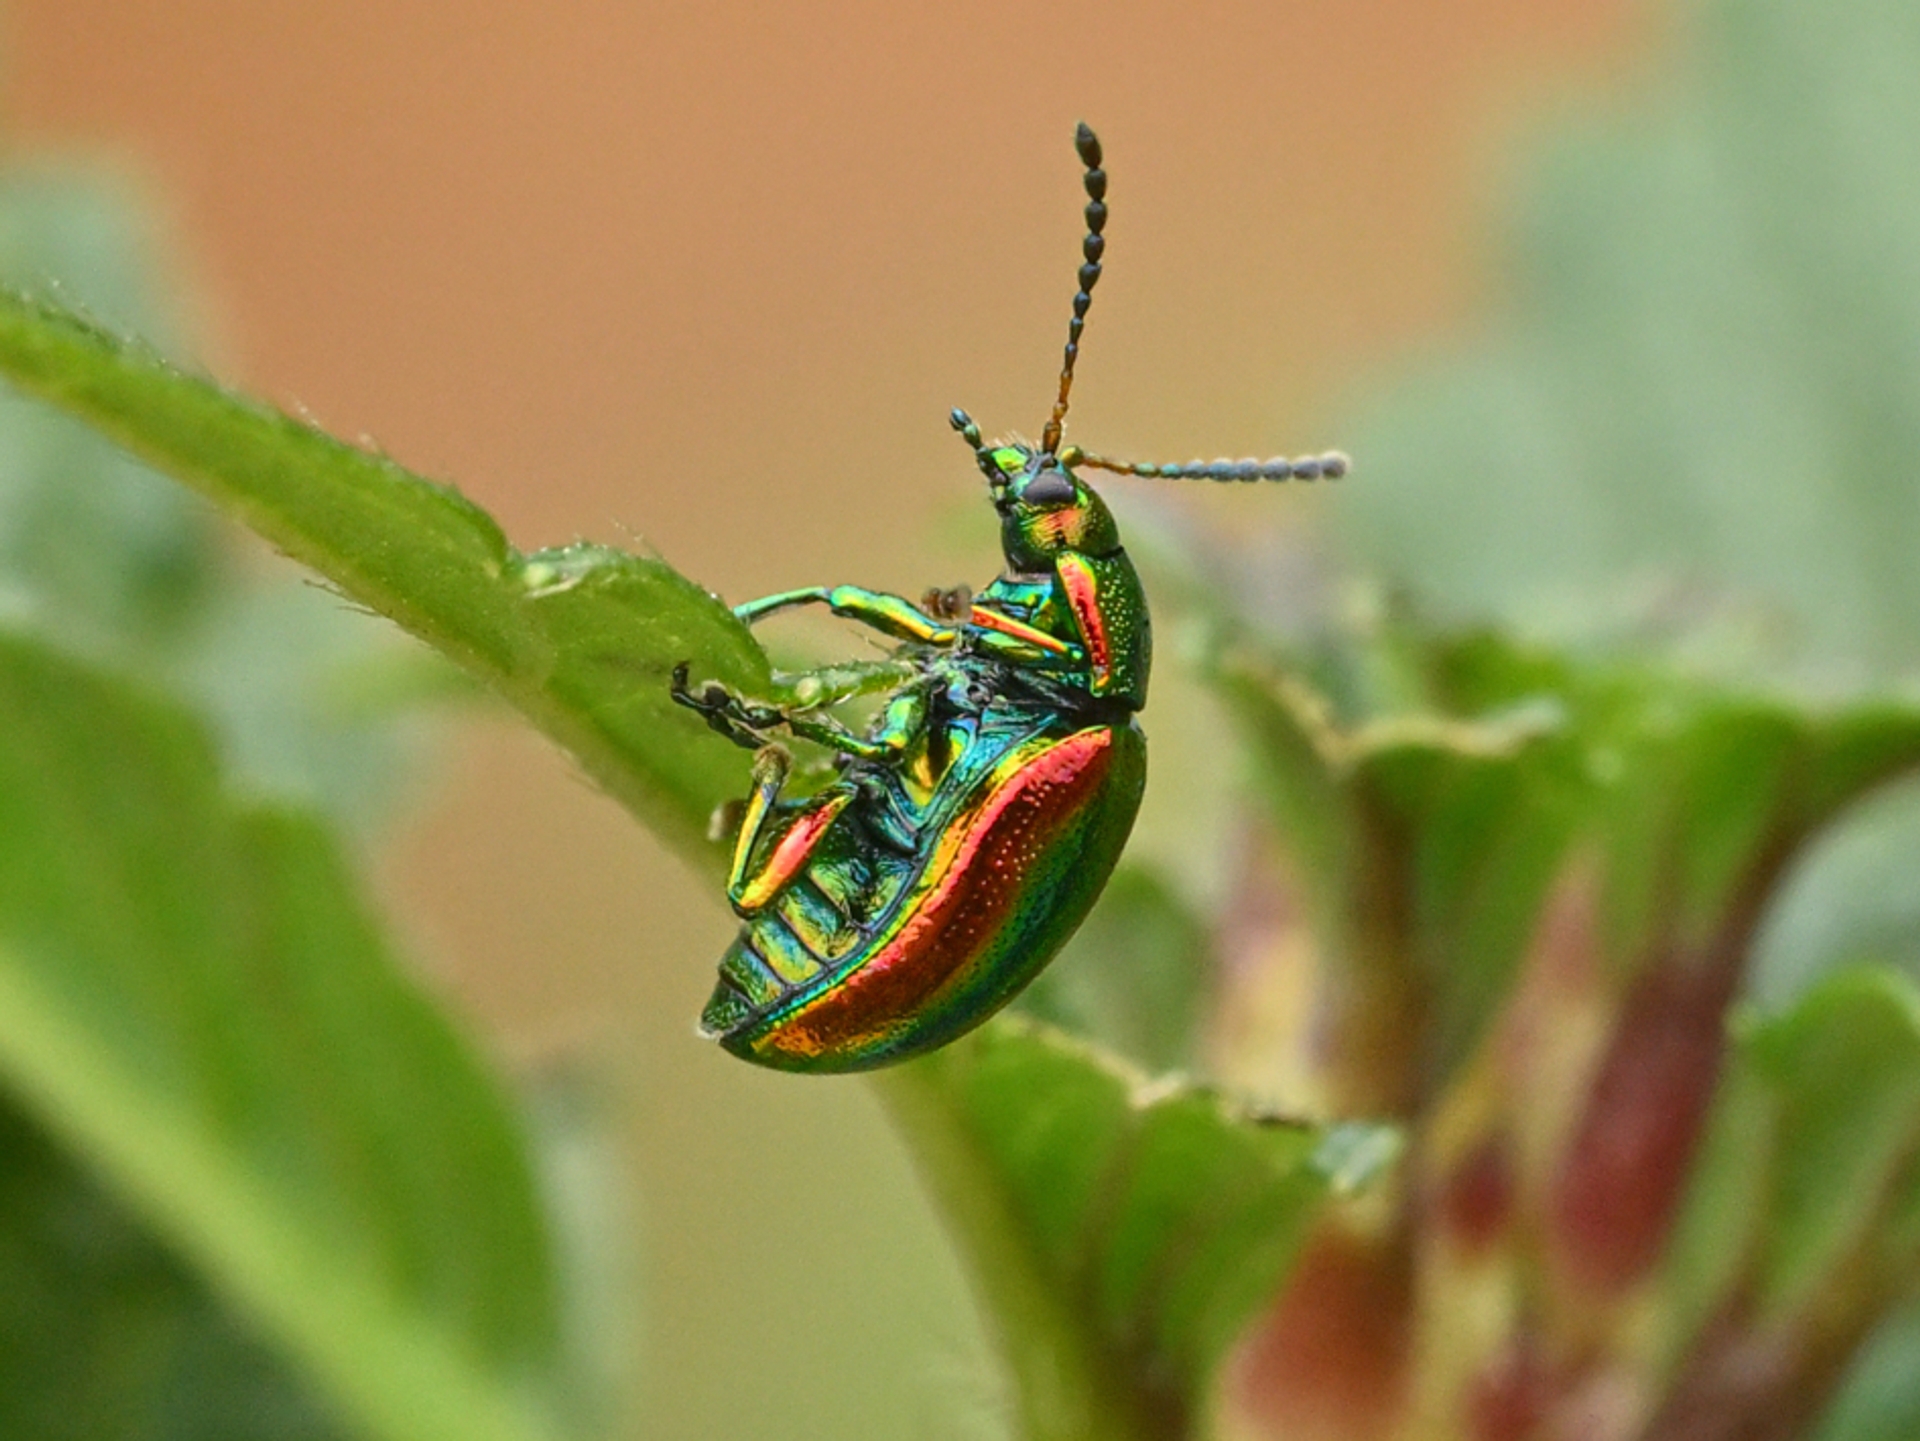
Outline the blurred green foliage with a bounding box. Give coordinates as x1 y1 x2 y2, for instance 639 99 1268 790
0 635 568 1441
0 166 579 1441
1343 0 1920 681
1199 612 1920 1436
0 1103 340 1441
0 168 442 835
1322 0 1920 1432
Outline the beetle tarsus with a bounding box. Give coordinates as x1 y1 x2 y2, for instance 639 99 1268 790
671 663 784 751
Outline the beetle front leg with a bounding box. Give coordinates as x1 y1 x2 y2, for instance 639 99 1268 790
734 585 961 646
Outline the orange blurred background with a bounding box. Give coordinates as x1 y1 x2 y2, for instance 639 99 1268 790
7 2 1639 1436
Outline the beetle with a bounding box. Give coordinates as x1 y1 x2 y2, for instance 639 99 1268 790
672 123 1345 1072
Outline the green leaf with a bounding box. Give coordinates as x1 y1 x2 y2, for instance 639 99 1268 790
1211 635 1582 1107
0 1099 348 1441
0 167 455 837
0 288 769 857
1741 970 1920 1314
874 1017 1395 1441
0 632 571 1441
1812 1302 1920 1441
1753 779 1920 1010
1661 967 1920 1376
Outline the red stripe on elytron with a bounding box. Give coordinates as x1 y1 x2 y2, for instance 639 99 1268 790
1056 556 1111 692
969 603 1072 654
734 790 851 912
756 729 1115 1060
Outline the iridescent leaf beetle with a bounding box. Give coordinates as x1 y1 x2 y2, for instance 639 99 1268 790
673 123 1346 1072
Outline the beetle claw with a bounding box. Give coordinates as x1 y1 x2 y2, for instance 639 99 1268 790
670 665 797 752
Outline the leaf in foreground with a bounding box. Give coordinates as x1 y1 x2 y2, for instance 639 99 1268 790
0 632 570 1441
876 1018 1396 1441
0 288 767 858
0 1099 348 1441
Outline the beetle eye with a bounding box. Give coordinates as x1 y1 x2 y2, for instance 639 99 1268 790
1019 467 1076 506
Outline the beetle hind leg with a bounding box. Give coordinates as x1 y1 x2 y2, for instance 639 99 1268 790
726 745 856 918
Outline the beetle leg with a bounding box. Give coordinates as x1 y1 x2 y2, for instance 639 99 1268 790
968 629 1086 668
784 679 934 767
870 685 932 751
670 663 784 750
673 662 920 763
779 711 897 763
726 744 788 901
871 685 943 792
734 585 960 646
726 745 856 917
732 586 832 624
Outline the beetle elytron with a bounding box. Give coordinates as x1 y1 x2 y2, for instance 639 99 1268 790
673 123 1345 1072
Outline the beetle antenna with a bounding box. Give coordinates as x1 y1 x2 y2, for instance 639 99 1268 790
949 407 1000 482
949 407 985 454
1062 445 1351 482
1039 122 1107 460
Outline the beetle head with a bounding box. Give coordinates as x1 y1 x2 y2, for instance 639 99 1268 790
945 410 1120 568
989 439 1119 570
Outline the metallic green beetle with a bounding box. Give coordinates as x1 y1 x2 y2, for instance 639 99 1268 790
672 123 1345 1073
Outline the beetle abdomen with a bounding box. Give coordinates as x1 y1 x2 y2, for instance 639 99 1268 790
701 720 1146 1073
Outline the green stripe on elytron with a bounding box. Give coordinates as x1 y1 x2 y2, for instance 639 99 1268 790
727 723 1146 1072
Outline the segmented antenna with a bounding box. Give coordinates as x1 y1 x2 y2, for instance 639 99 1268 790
1039 122 1108 459
949 407 984 452
953 131 1349 488
949 407 999 482
1062 445 1351 482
